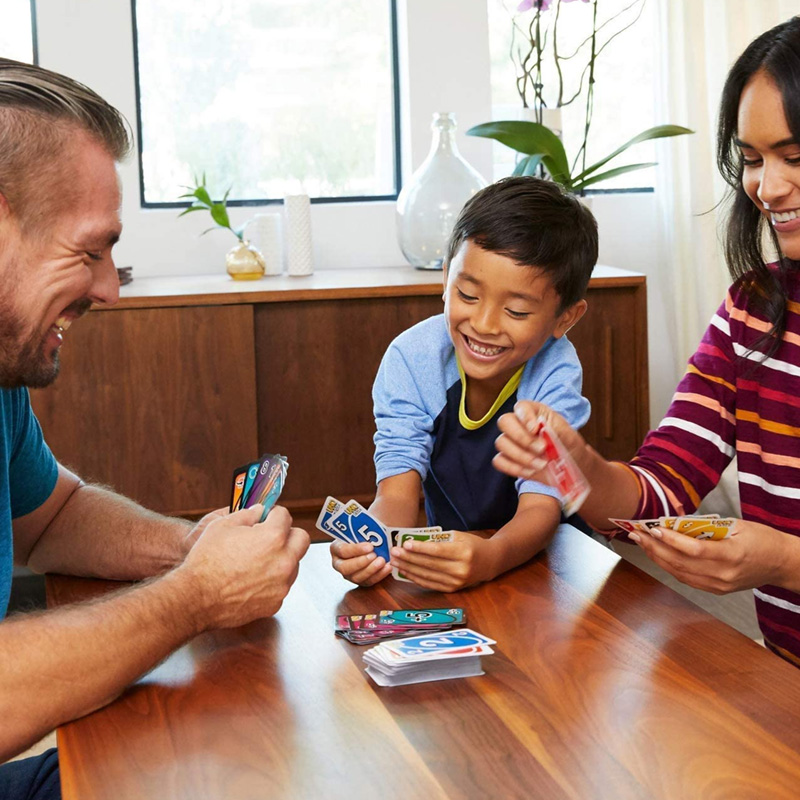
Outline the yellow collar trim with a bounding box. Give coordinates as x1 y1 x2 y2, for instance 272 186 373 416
457 360 525 430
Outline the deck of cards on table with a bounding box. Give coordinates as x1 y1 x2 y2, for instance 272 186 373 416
608 513 738 540
229 453 288 521
335 607 466 645
363 628 497 687
316 496 453 581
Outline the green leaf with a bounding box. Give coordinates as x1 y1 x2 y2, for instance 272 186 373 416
177 205 209 217
193 186 213 206
467 120 571 184
573 162 657 192
573 125 693 183
210 202 231 229
512 154 544 177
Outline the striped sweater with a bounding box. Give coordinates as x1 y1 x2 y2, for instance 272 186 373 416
630 270 800 665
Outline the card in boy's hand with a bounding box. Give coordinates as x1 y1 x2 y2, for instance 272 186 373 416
328 500 392 561
316 496 348 541
391 528 451 583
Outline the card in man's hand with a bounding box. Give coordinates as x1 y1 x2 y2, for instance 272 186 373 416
229 453 288 522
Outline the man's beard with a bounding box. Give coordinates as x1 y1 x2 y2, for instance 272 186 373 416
0 300 61 389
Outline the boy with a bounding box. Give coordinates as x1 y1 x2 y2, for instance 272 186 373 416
330 176 597 591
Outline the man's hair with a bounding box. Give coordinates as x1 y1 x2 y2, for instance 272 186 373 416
446 176 598 311
0 58 130 233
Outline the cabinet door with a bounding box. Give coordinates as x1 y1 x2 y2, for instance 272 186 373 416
30 305 258 516
570 283 649 461
254 296 444 504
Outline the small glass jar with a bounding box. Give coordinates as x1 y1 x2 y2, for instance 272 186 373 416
226 239 265 280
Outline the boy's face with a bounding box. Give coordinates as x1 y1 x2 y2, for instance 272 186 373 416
443 240 586 391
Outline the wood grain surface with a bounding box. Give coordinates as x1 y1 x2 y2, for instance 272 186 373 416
47 526 800 800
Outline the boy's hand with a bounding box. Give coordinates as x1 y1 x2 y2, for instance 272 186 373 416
330 540 392 587
494 400 586 480
389 531 494 592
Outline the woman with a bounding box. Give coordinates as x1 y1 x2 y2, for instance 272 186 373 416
493 16 800 666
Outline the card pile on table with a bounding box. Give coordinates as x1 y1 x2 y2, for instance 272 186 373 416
363 628 496 687
609 513 737 540
229 453 288 522
316 496 453 581
336 607 466 645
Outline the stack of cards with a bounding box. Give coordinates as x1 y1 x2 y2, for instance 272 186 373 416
316 496 454 581
363 628 496 687
534 418 590 515
335 607 466 645
609 513 737 540
230 454 288 522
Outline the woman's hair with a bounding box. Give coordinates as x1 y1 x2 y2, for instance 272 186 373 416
717 16 800 354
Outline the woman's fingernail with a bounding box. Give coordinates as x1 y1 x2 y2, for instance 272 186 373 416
650 527 663 539
629 532 641 544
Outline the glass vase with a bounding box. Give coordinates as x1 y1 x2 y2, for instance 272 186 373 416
226 239 265 280
396 112 487 270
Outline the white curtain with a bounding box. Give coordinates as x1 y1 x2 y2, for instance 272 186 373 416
653 0 799 514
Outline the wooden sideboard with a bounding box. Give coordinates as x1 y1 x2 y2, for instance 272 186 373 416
30 266 648 534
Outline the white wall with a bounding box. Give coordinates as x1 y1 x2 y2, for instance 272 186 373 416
34 0 664 423
34 0 659 276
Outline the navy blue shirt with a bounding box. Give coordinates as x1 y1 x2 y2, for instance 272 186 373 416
373 315 590 530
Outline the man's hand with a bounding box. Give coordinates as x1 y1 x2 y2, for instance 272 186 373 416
176 504 309 630
628 519 791 594
330 540 393 587
388 531 494 592
494 400 586 481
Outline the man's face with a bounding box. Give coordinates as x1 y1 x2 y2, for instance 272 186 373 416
0 132 122 388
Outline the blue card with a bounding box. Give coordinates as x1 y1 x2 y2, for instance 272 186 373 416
384 628 495 658
329 500 391 561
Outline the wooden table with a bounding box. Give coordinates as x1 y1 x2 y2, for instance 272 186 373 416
48 526 800 799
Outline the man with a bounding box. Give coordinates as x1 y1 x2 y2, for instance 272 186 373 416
0 58 310 799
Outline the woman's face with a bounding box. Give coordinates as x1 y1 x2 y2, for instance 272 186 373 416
738 69 800 261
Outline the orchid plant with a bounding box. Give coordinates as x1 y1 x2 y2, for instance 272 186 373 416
468 0 693 193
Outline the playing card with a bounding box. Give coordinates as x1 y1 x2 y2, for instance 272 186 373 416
535 418 590 515
392 530 453 583
379 608 465 626
381 628 496 659
328 500 391 561
316 496 349 541
674 517 737 540
238 460 261 509
229 463 249 513
243 454 288 522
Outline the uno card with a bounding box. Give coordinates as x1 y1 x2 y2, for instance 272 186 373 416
328 500 391 561
381 628 496 659
674 517 737 540
316 496 347 540
243 454 288 521
229 463 249 513
535 419 590 516
392 530 453 582
379 608 465 626
238 460 261 509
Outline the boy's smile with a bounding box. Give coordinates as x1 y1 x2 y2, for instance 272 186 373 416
443 240 586 407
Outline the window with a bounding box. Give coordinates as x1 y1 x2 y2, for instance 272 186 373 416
487 0 657 190
2 1 36 63
132 0 400 206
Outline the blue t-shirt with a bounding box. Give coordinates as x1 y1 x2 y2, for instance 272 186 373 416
0 387 58 617
373 314 590 531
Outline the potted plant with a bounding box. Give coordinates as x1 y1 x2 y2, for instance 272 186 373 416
179 175 265 280
469 0 692 193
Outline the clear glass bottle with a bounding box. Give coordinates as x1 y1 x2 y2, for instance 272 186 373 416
396 112 488 270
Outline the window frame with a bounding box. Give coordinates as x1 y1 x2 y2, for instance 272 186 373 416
130 0 403 210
